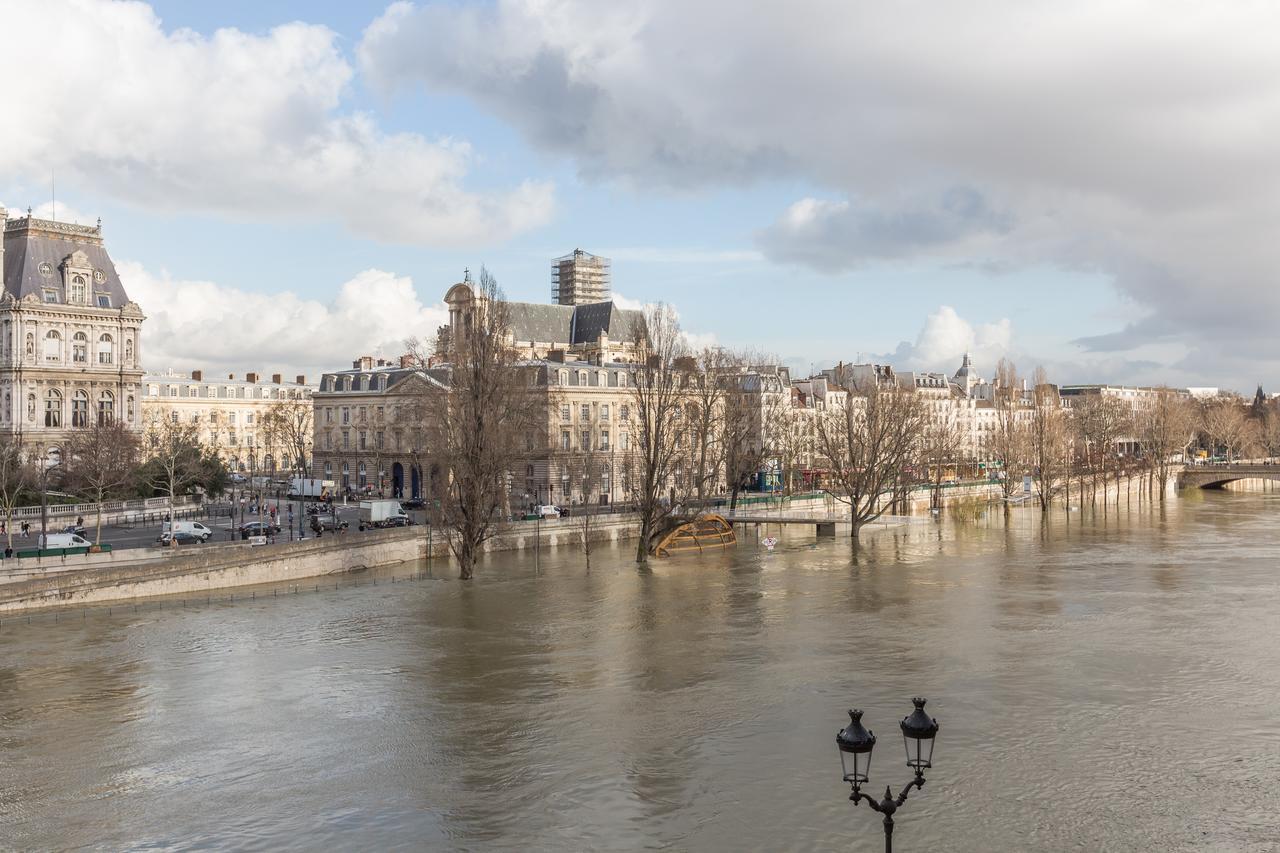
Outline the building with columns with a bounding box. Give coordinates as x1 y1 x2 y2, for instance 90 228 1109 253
0 208 144 457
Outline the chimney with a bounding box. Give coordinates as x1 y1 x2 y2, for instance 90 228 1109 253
357 355 374 370
296 375 306 385
547 349 566 363
399 354 414 369
246 372 259 383
272 373 283 384
227 373 235 381
190 370 202 381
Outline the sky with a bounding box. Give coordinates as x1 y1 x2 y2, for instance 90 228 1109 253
2 0 1276 392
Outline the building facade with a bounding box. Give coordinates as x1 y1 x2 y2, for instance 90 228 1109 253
0 209 144 458
141 370 314 474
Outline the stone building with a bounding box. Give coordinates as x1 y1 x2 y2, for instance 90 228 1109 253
141 370 314 474
0 209 144 458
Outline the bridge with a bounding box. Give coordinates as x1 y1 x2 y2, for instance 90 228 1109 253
1178 463 1280 489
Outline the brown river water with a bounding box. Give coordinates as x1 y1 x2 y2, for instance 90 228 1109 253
2 489 1279 851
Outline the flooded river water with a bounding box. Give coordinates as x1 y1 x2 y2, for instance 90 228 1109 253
2 490 1279 851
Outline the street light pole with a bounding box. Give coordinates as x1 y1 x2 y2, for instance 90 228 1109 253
836 698 940 853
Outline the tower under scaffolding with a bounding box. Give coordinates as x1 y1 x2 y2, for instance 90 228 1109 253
552 249 611 306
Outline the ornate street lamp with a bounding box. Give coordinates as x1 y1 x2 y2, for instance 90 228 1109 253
836 698 940 853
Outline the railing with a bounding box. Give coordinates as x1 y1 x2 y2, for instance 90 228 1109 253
4 494 200 520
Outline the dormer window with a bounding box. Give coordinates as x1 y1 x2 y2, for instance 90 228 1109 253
42 289 58 303
96 294 111 308
69 275 87 304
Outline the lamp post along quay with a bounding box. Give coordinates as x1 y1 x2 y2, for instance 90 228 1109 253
836 698 940 853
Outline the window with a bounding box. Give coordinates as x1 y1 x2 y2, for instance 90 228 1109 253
358 406 366 421
326 408 333 424
42 289 58 303
72 333 88 363
561 430 571 451
210 411 219 424
342 408 350 424
600 404 610 421
69 274 87 304
620 404 630 421
229 412 237 425
358 463 367 487
44 389 62 427
96 294 111 308
71 391 88 428
581 430 591 451
621 431 629 451
97 334 114 364
560 370 568 385
618 372 627 388
246 413 254 424
325 432 332 450
342 430 350 449
600 430 610 451
171 411 179 424
229 431 237 446
580 403 591 421
359 431 367 450
43 330 61 362
376 431 384 449
561 404 571 422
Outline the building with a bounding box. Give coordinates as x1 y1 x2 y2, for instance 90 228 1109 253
552 249 611 306
141 370 314 474
0 209 145 457
312 356 450 497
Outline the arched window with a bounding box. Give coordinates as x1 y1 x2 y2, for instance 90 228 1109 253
71 390 89 427
98 391 114 426
97 334 114 364
69 274 87 304
361 375 370 391
43 330 61 362
72 332 88 363
44 389 62 427
24 333 33 357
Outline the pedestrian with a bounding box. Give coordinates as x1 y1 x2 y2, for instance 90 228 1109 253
21 521 29 538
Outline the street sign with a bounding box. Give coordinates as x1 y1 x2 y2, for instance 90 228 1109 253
249 535 268 546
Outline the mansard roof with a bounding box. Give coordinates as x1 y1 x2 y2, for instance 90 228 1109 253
3 216 134 306
505 299 644 346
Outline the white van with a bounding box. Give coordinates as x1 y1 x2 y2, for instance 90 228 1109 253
533 505 562 519
161 520 213 542
39 532 93 549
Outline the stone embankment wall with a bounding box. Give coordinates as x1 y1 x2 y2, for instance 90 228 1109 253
0 527 426 613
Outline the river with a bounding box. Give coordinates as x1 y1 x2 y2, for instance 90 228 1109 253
2 490 1279 851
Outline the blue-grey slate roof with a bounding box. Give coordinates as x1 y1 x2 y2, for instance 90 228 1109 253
3 217 133 305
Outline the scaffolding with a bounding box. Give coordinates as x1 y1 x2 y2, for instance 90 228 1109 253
552 249 611 306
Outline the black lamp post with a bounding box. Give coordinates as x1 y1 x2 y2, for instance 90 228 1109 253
836 698 939 853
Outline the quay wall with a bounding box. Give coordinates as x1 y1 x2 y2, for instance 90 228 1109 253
0 527 426 613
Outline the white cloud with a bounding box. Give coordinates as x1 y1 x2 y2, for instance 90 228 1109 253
359 0 1280 385
886 306 1012 374
612 291 718 352
120 261 447 379
0 1 553 245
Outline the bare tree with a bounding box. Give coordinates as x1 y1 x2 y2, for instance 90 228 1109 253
0 436 34 549
684 348 731 505
630 303 689 563
64 421 141 544
260 396 314 479
1135 388 1194 501
1028 368 1069 512
920 398 966 510
413 268 545 579
991 358 1030 500
141 408 211 531
814 378 927 547
765 391 812 498
1072 395 1130 506
1201 397 1253 462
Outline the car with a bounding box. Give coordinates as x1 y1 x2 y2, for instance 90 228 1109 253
310 515 349 533
238 521 282 539
157 530 207 546
400 497 426 510
380 515 414 528
161 520 214 542
533 504 562 519
61 523 88 537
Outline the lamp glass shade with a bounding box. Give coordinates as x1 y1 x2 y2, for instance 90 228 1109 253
899 697 939 771
836 709 876 784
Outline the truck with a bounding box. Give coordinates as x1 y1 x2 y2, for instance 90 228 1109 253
359 499 409 528
160 520 214 542
290 478 335 499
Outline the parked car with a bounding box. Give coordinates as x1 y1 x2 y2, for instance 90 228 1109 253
61 523 87 537
380 515 414 528
401 497 426 510
238 520 281 539
157 530 207 546
310 515 349 533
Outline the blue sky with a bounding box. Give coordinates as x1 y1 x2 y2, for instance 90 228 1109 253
3 1 1273 390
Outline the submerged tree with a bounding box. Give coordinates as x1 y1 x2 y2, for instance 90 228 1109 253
814 377 926 547
1027 367 1068 512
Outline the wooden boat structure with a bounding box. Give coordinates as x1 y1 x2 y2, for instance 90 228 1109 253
651 514 736 557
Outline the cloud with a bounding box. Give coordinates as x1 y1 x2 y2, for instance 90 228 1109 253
612 291 718 351
0 1 553 245
886 306 1012 374
359 0 1280 385
120 261 447 379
